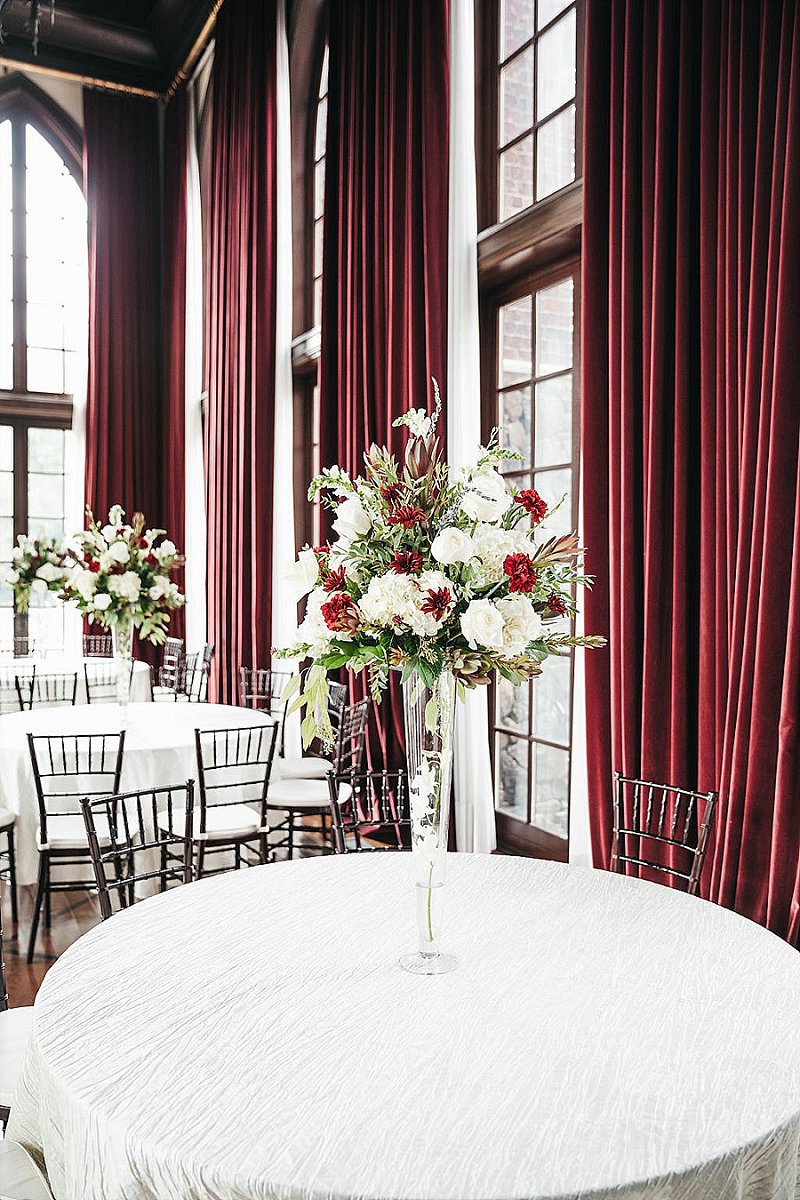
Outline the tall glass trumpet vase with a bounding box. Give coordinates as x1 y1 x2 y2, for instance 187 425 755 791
111 618 134 708
400 669 458 975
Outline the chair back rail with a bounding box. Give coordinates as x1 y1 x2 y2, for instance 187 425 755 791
194 721 279 836
333 698 370 774
28 731 126 848
82 782 195 919
84 660 134 704
610 772 718 895
328 769 411 854
83 634 113 658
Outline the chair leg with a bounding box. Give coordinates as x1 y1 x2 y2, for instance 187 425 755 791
287 812 295 861
44 857 52 928
7 827 17 927
27 853 47 963
197 843 205 880
160 843 168 891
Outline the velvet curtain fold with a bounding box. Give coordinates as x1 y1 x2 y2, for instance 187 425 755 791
83 91 163 528
205 0 278 702
319 0 450 769
583 0 800 940
162 86 189 643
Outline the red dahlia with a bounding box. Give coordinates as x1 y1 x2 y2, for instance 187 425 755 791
320 591 359 633
514 489 548 524
390 550 423 574
380 483 405 505
547 592 567 617
322 566 346 592
503 553 538 593
420 587 452 621
386 505 427 530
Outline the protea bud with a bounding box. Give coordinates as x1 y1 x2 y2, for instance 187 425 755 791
404 434 439 480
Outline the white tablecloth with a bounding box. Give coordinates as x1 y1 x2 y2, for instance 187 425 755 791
2 656 151 706
0 702 274 885
9 854 800 1200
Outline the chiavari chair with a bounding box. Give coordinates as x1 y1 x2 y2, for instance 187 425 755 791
84 659 134 704
610 772 719 896
0 636 34 658
0 663 26 714
82 782 195 919
24 671 79 710
82 633 113 658
152 636 185 701
266 698 370 858
26 730 126 962
328 769 412 854
189 720 279 877
0 904 34 1132
173 643 214 703
0 805 18 927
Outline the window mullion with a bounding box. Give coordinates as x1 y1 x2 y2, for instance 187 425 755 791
11 117 26 393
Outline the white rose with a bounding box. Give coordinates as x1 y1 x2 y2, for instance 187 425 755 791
332 496 371 545
285 548 319 601
148 575 172 601
94 592 112 612
101 524 117 543
30 578 48 596
155 539 177 563
6 569 19 584
106 541 130 565
431 527 475 566
495 594 543 656
460 598 505 650
109 571 141 603
462 468 513 523
36 562 62 583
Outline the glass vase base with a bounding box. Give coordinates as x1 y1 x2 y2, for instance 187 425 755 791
399 952 458 975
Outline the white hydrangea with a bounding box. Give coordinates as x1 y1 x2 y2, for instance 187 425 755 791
35 562 64 583
495 594 543 656
407 570 455 637
108 571 141 603
94 592 112 612
358 572 417 629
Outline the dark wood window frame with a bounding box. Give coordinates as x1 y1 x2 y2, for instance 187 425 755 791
0 73 83 643
477 0 584 860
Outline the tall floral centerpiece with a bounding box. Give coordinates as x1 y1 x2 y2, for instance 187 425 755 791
279 391 602 973
64 506 185 705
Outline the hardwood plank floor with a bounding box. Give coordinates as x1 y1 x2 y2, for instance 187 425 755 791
2 883 103 1008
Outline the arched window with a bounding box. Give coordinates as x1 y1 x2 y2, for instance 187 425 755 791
0 75 87 651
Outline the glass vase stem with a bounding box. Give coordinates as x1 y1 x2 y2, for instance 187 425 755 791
112 619 133 708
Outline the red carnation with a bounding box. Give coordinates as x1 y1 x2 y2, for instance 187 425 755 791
323 566 346 592
390 550 423 574
386 505 426 530
514 489 548 524
420 587 452 621
503 553 537 593
87 559 101 574
547 592 567 617
320 591 359 633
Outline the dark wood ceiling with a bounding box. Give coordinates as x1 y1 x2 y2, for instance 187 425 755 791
0 0 218 94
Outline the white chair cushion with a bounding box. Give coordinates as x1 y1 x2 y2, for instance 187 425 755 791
0 1139 54 1199
267 779 351 810
157 804 262 842
279 756 333 781
38 814 110 852
0 1005 34 1109
0 806 15 831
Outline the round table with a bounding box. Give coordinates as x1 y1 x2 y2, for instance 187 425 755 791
9 854 800 1200
2 655 151 706
0 702 274 885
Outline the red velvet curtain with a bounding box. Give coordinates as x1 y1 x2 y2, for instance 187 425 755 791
319 0 450 768
583 0 800 940
205 0 278 702
84 91 163 528
162 86 188 643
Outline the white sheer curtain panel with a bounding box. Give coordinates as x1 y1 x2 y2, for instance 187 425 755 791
447 0 496 853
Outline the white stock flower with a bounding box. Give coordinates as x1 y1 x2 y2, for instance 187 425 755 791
94 592 112 612
495 594 543 655
460 598 505 650
431 526 475 566
108 571 141 603
358 572 416 629
401 408 434 439
461 468 513 523
106 541 130 565
296 589 333 654
108 504 124 527
285 548 319 601
332 496 371 545
35 562 63 583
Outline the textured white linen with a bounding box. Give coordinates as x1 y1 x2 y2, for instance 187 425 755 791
9 854 800 1200
0 702 273 885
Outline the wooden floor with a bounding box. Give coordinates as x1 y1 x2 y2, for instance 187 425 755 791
2 882 103 1008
